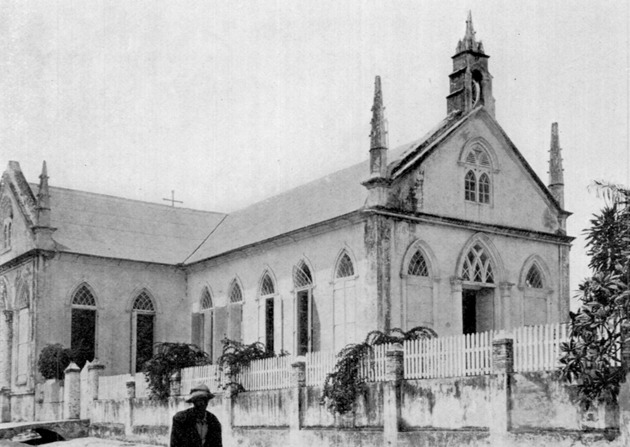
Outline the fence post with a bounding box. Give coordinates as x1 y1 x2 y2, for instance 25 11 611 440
289 356 306 446
222 366 238 445
618 322 630 442
63 362 81 419
490 335 513 439
384 343 403 447
170 371 182 397
87 360 105 401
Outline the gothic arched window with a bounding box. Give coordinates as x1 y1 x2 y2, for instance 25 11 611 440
462 244 494 284
335 253 355 279
465 171 476 202
294 260 316 354
192 287 214 358
525 265 544 289
131 290 155 373
403 245 434 330
408 250 429 277
333 252 356 350
259 273 276 352
71 284 97 368
227 280 243 343
462 143 493 204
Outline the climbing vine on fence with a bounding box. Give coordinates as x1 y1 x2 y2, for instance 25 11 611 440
217 338 288 393
143 342 210 402
321 327 437 415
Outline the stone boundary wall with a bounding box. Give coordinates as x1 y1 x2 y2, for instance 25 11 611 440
84 340 630 446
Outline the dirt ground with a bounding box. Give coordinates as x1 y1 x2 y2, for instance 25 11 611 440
46 438 162 447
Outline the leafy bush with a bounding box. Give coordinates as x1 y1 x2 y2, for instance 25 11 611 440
217 338 288 393
38 344 72 380
559 181 630 408
142 342 210 401
321 327 437 414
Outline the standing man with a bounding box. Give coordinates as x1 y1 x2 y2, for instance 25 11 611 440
170 384 222 447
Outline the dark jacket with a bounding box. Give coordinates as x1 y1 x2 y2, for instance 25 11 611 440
170 407 222 447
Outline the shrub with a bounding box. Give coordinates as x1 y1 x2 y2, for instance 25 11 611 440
38 344 72 380
142 342 211 402
321 327 437 414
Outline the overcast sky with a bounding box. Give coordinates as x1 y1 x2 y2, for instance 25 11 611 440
0 1 628 301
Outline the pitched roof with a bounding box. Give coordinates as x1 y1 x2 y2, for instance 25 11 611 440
185 111 468 264
39 185 226 265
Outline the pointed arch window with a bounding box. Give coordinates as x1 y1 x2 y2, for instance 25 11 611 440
465 171 476 202
408 250 429 277
293 261 313 289
259 273 276 353
192 287 214 358
333 252 357 350
227 280 243 343
293 261 316 355
403 245 434 331
71 284 97 368
335 253 355 279
522 260 549 326
525 265 544 289
462 244 494 284
131 291 155 373
462 143 493 205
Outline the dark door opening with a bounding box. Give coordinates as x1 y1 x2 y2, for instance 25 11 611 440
296 290 310 355
462 288 495 334
462 289 477 334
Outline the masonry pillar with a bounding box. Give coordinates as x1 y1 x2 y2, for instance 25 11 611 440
63 362 81 420
222 367 237 444
490 336 513 438
617 322 630 442
383 343 403 447
123 379 136 436
289 356 306 445
87 360 105 401
169 371 182 397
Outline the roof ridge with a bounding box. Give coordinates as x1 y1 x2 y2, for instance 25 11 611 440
29 183 226 216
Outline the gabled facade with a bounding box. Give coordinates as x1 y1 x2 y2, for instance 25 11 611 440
0 13 572 422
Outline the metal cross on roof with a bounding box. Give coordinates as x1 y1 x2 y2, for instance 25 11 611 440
162 190 183 207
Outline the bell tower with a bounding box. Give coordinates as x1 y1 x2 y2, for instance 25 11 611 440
446 11 495 117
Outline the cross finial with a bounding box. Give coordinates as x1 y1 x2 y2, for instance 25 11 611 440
162 190 183 207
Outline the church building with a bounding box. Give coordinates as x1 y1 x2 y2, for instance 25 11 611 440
0 13 572 421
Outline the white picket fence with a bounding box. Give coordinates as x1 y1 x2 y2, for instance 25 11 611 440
236 355 293 391
181 364 222 395
359 343 393 382
513 323 568 372
404 330 495 379
306 350 337 386
97 323 577 399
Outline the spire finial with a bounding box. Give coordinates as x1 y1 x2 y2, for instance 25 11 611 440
456 11 485 55
465 10 475 40
370 76 388 150
548 122 565 208
37 160 51 227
